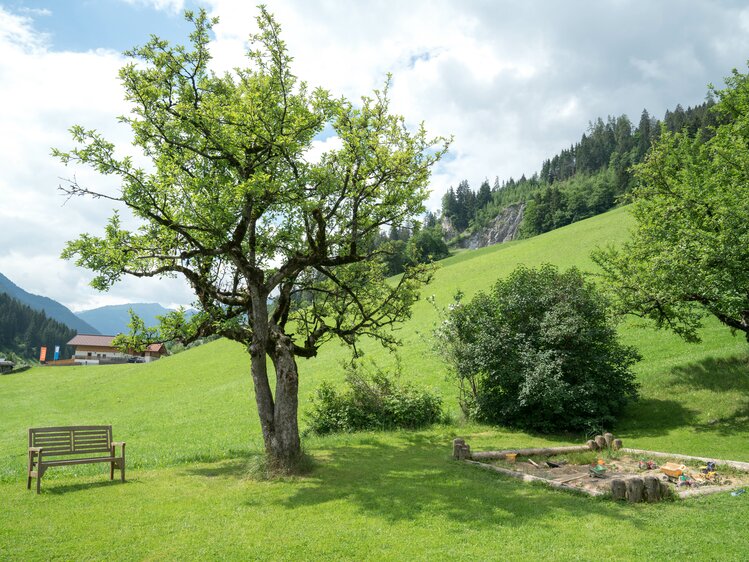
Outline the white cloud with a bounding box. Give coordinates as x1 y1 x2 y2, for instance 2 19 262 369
120 0 185 14
3 1 749 312
0 6 193 311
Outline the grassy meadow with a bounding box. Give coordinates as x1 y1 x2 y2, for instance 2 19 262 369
2 206 749 560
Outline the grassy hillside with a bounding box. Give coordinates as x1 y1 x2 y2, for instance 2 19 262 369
2 206 748 560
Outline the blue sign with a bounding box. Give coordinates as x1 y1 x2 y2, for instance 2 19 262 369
53 346 60 361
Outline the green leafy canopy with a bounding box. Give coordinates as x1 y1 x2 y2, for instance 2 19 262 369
593 66 749 343
55 7 450 357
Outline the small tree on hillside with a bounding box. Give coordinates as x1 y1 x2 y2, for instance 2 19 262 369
56 9 448 469
435 264 640 432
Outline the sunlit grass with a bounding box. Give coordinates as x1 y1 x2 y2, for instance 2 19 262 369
2 205 748 559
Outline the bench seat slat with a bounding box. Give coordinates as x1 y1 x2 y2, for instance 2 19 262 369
41 456 120 467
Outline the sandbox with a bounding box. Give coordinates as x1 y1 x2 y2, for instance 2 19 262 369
453 435 749 502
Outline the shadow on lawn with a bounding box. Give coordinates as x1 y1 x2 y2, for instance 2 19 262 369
693 405 749 436
617 398 699 438
243 433 648 529
669 355 749 393
44 478 138 495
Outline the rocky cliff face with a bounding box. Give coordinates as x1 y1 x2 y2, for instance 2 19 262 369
458 202 525 250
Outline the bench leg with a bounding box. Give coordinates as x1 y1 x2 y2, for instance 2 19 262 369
110 461 114 481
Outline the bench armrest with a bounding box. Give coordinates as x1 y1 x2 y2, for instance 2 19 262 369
28 446 43 453
111 441 126 447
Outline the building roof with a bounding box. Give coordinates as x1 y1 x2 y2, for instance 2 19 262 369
67 334 117 347
67 334 167 355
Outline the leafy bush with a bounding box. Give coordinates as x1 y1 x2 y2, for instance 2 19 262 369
305 362 444 434
435 264 640 432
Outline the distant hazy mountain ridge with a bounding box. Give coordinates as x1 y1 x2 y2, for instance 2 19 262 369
76 303 196 335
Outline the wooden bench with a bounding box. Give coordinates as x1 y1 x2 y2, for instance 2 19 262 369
27 425 126 493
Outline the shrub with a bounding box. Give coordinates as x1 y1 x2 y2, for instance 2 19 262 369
435 264 640 432
305 362 444 434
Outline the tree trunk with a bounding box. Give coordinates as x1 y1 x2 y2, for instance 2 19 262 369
247 291 302 470
250 337 276 457
267 329 301 466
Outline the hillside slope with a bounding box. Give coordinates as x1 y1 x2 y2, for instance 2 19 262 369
1 205 746 478
2 205 748 560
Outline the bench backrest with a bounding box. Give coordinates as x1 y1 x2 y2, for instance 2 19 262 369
29 425 112 457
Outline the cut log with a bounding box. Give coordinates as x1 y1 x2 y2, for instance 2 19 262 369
604 433 614 448
527 458 540 468
470 445 592 460
610 478 627 501
612 439 623 450
586 439 598 450
644 476 661 502
626 477 645 503
594 435 607 450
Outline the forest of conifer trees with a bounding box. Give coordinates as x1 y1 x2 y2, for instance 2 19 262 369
0 293 75 361
439 100 722 240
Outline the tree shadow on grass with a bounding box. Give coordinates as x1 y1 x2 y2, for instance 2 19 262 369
616 398 699 438
44 478 138 495
242 435 653 530
185 459 256 478
668 355 749 393
692 405 749 436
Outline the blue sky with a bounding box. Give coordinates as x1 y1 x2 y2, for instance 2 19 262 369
7 0 197 51
2 0 749 311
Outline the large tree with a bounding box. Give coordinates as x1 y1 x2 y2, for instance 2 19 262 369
55 9 448 468
592 68 749 343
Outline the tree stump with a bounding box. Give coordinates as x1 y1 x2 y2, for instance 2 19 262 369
659 480 672 499
612 438 623 450
611 478 627 501
586 439 597 450
453 439 466 460
604 433 614 448
594 435 607 450
626 477 645 503
644 476 661 502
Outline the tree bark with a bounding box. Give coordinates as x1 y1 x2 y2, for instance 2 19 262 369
267 329 301 466
248 290 302 470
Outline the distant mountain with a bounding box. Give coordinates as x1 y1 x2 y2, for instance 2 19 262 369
0 272 99 335
76 303 195 335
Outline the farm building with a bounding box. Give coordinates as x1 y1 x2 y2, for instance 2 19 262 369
67 334 168 365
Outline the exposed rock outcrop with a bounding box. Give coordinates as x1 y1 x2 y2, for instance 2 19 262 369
440 215 458 241
458 203 525 250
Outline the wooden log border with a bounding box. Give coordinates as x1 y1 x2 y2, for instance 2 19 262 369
460 441 749 502
621 448 749 472
470 445 593 460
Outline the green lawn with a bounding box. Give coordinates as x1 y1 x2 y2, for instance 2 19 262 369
2 206 748 560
